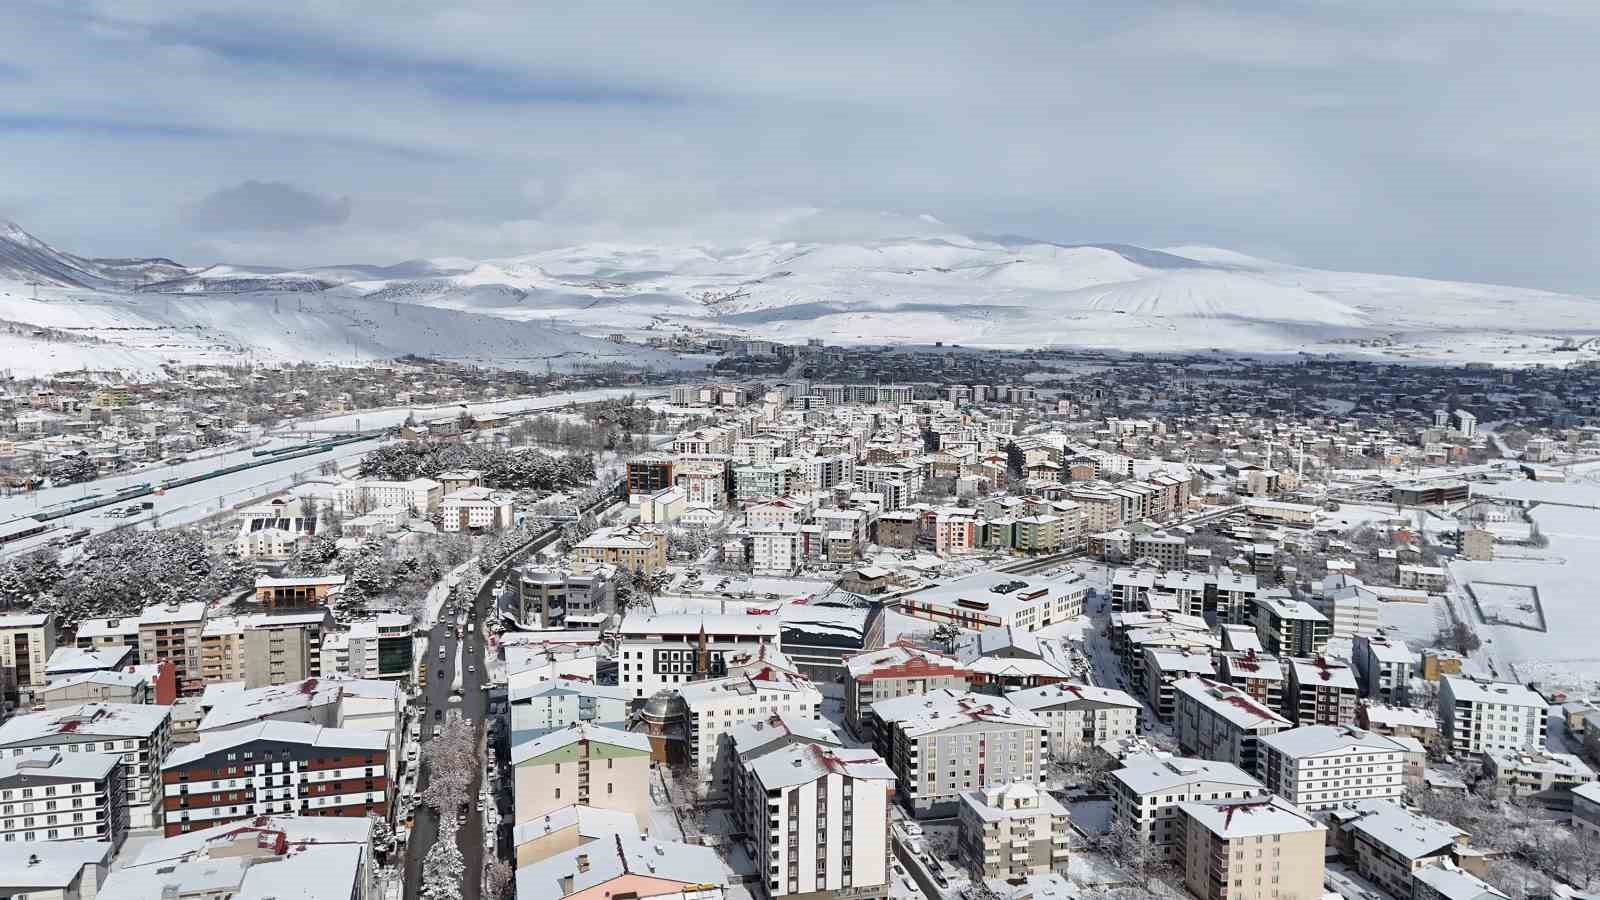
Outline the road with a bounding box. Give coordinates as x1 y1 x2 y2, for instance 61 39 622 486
405 590 492 900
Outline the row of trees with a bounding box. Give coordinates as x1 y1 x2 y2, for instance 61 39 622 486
0 530 256 633
358 441 595 493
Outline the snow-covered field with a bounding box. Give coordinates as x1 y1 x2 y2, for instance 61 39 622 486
1450 464 1600 692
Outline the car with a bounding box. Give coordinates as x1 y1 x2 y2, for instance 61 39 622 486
432 725 442 738
434 709 442 721
438 669 445 678
468 664 476 673
475 799 483 812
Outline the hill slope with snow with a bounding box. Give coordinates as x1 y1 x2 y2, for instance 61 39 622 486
3 220 1598 373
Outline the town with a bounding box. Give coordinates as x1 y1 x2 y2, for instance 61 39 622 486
3 346 1600 900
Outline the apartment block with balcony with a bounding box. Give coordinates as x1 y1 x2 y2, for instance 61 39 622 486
1438 676 1547 757
843 645 971 742
1253 596 1331 658
1483 749 1595 806
1108 758 1265 862
1004 682 1140 759
0 703 172 831
1173 677 1290 777
1330 800 1467 899
1355 636 1415 706
159 720 390 837
1175 796 1326 900
1258 726 1412 810
0 750 127 849
872 690 1049 818
1283 657 1360 727
138 603 207 698
511 723 653 833
958 781 1070 880
0 612 56 704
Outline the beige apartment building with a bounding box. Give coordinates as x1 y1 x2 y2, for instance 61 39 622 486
959 781 1071 879
0 612 56 701
843 645 971 741
137 602 206 697
511 723 654 832
1109 758 1265 861
1177 797 1326 900
573 525 667 573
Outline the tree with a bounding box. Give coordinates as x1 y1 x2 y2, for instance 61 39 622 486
47 455 100 485
367 814 396 862
932 623 963 653
421 817 466 900
484 860 515 900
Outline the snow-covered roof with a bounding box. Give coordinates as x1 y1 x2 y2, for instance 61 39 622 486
747 742 895 790
1005 682 1139 713
0 702 170 745
1361 703 1437 729
510 723 651 766
872 690 1046 739
1338 799 1464 861
616 612 779 639
515 835 726 900
164 720 388 769
1111 757 1262 796
512 804 640 849
960 781 1068 822
1173 677 1289 729
128 814 372 867
1411 861 1509 900
0 748 120 782
1259 725 1408 759
1286 657 1358 690
1441 676 1545 708
1177 796 1324 839
729 713 842 758
844 644 963 680
0 841 115 890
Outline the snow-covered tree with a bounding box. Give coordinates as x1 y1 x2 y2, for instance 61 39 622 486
420 816 465 900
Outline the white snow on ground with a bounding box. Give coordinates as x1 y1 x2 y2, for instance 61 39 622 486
1448 463 1600 693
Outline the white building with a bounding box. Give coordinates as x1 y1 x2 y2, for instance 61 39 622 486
0 750 127 847
679 670 823 793
509 680 632 742
438 486 514 531
1438 676 1547 757
1004 683 1140 758
899 571 1088 633
1172 677 1290 776
1355 636 1414 706
750 524 804 576
958 781 1071 879
336 477 441 514
1108 758 1265 861
0 703 172 831
734 739 894 900
1258 725 1411 810
872 690 1049 818
614 613 781 700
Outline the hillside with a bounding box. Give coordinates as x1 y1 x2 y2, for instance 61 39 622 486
3 219 1598 373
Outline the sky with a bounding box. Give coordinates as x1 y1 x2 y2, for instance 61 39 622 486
1 1 1597 293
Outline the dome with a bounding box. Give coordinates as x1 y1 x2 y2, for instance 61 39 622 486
640 689 685 722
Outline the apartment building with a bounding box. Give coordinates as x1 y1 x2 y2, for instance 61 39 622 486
1253 596 1331 658
614 613 781 699
336 477 441 514
574 525 667 574
751 525 804 576
680 670 823 794
1412 861 1507 900
511 723 653 832
1175 797 1326 900
0 612 56 702
1483 749 1595 805
513 834 726 900
326 614 414 681
1573 781 1600 839
73 616 141 658
1355 636 1415 706
1143 648 1217 722
137 603 207 698
1214 651 1286 711
873 690 1048 818
1358 703 1441 750
1173 677 1290 776
510 681 631 743
36 669 153 709
1108 758 1265 861
0 703 172 830
898 571 1088 633
1283 658 1359 727
159 720 390 837
843 645 971 741
1438 676 1547 757
0 840 115 899
734 740 895 900
934 508 980 557
1004 683 1141 758
1258 726 1411 810
0 750 127 848
958 781 1070 880
1334 800 1467 900
232 498 320 560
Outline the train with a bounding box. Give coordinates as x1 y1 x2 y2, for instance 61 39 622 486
25 432 376 524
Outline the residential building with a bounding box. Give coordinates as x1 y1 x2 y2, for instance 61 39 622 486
1355 636 1415 706
158 720 390 837
0 750 127 848
72 618 139 659
510 680 632 743
511 724 653 832
513 804 640 868
512 835 726 900
680 670 823 794
1438 676 1547 756
1253 596 1331 658
751 525 804 576
1258 726 1411 810
1175 796 1326 900
1283 657 1359 726
1173 677 1290 776
35 671 153 709
438 486 515 531
1482 749 1595 805
1572 781 1600 839
1334 800 1466 899
573 525 667 574
958 781 1070 879
102 814 375 900
0 841 115 900
873 690 1048 818
0 703 172 831
0 612 56 702
1108 758 1265 861
1143 648 1216 722
1412 861 1508 900
733 739 895 900
843 645 970 741
1005 683 1140 759
1213 650 1286 711
1358 703 1441 750
326 614 415 681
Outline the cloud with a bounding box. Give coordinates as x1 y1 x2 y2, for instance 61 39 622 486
184 180 352 232
0 1 1597 291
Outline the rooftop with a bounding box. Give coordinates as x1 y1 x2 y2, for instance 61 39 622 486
1178 795 1325 838
515 835 726 900
747 742 895 790
164 720 389 769
0 702 171 744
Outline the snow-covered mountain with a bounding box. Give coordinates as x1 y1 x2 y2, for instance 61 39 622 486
3 219 1598 376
